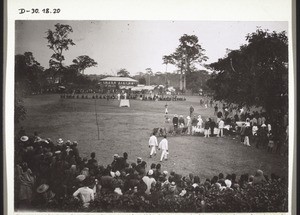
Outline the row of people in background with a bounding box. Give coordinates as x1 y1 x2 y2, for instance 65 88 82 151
60 94 186 102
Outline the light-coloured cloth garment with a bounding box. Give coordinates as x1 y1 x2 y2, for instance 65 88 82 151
142 176 156 195
73 186 95 207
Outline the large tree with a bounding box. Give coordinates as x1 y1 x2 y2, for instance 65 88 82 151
117 68 130 77
164 34 208 91
45 23 75 83
72 55 98 74
15 52 45 94
207 28 288 115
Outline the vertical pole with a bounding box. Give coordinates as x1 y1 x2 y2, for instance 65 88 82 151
94 99 100 140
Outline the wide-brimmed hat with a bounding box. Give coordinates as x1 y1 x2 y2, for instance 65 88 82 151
163 171 168 175
57 138 64 144
34 137 42 143
37 184 49 193
20 136 29 142
54 150 61 155
76 174 86 182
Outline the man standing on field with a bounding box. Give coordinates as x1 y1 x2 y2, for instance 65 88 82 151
149 132 158 158
158 135 169 162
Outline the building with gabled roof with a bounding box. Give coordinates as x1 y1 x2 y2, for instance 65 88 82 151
98 76 138 89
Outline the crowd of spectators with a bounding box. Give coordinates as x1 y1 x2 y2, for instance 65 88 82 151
15 130 287 212
60 93 186 101
163 103 288 156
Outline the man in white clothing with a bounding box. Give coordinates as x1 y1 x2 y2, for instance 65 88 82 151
73 181 95 208
158 135 169 162
218 119 224 137
149 132 158 158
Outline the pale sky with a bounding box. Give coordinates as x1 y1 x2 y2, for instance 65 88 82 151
15 20 287 75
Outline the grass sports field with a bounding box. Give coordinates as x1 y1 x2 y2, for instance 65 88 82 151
17 94 288 180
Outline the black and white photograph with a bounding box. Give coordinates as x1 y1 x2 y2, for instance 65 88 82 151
5 0 295 214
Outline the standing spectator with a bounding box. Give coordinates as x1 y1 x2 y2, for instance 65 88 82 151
189 106 194 117
197 115 203 130
252 123 259 148
218 119 224 137
204 118 210 138
165 104 168 116
240 123 246 144
210 100 213 107
172 114 179 131
178 115 185 127
16 162 35 209
209 118 216 136
186 116 191 135
191 115 198 135
149 132 158 158
158 135 169 162
244 123 251 146
214 104 218 115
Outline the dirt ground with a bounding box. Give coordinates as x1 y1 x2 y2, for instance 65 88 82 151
16 94 288 180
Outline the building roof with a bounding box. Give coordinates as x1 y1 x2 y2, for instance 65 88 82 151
131 85 156 91
100 76 138 82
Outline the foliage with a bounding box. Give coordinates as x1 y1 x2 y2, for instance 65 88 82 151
15 98 26 124
15 52 45 95
72 55 98 74
117 68 130 77
38 180 287 213
163 34 208 90
45 23 75 82
138 77 146 85
207 28 288 113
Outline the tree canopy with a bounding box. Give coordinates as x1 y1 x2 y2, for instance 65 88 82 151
45 23 75 75
163 34 208 91
117 68 130 77
207 28 288 114
72 55 98 74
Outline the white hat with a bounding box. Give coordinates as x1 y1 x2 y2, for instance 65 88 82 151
261 124 267 127
57 138 63 144
115 171 121 177
36 184 49 193
20 136 29 142
76 174 86 182
110 171 116 178
54 150 61 154
148 169 154 176
163 171 168 175
34 137 42 142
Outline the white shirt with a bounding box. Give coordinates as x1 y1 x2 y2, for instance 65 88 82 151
73 186 94 207
142 176 156 195
252 126 258 135
159 138 168 150
149 135 158 146
218 120 224 129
